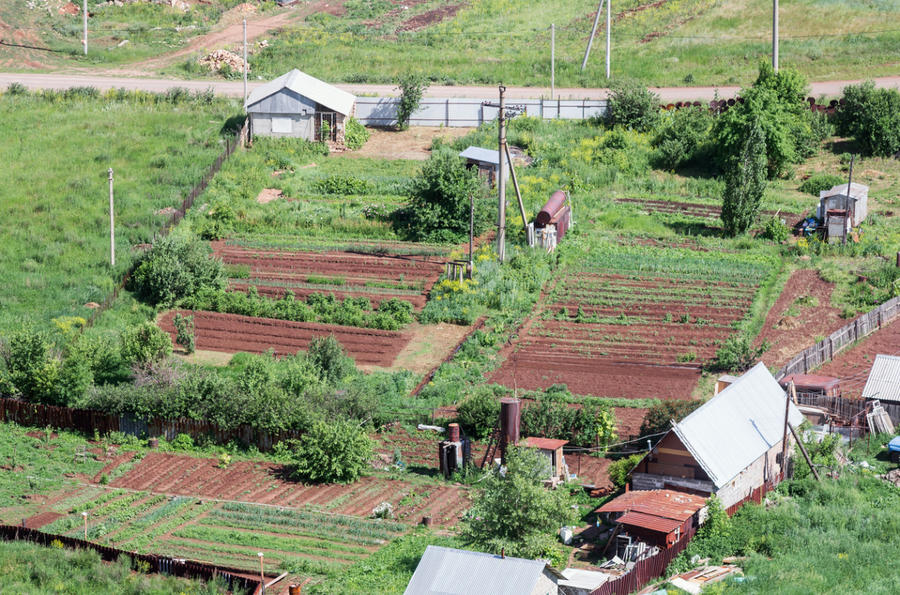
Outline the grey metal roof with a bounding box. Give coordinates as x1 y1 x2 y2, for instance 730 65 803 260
672 362 804 489
459 146 501 165
819 182 868 200
404 546 553 595
862 354 900 403
245 69 355 115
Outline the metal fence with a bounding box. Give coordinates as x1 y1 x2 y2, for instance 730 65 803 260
0 398 301 452
0 525 262 594
355 97 607 128
774 296 900 380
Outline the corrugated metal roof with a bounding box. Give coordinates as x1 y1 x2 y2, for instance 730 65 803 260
596 489 706 521
245 69 355 115
560 568 610 590
820 182 868 199
616 511 683 534
403 546 551 595
521 437 568 450
861 354 900 403
459 146 500 165
671 362 803 489
780 374 840 390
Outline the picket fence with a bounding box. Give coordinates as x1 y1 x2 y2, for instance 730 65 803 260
0 398 301 452
0 525 262 594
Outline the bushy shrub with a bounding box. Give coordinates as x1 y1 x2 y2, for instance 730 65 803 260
344 116 370 150
608 453 644 487
606 79 660 132
759 216 790 243
708 334 769 373
798 173 844 196
521 385 617 448
292 419 374 483
313 175 374 195
128 236 226 306
638 400 703 438
121 323 172 367
396 73 429 130
173 314 195 354
456 388 501 440
307 335 355 384
836 81 900 157
652 106 714 170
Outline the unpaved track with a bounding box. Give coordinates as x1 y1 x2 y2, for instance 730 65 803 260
1 72 898 102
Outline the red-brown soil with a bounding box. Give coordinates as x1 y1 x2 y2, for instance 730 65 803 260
566 454 613 489
23 511 63 529
616 198 803 225
396 4 466 32
158 310 412 366
755 269 847 368
814 317 900 398
110 452 469 526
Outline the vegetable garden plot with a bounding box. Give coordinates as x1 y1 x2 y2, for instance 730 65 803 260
492 243 776 400
616 198 803 225
212 242 446 311
159 310 412 366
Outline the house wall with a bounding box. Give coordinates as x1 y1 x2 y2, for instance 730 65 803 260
530 568 560 595
250 112 314 139
716 440 789 510
638 433 711 482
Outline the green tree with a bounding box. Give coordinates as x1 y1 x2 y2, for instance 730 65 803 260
0 329 60 403
463 446 574 561
306 335 355 384
639 400 703 438
173 314 195 354
721 117 767 236
456 389 501 440
128 236 225 306
293 419 374 483
608 453 644 487
120 323 172 367
396 74 429 130
836 81 900 157
606 79 660 132
708 334 769 373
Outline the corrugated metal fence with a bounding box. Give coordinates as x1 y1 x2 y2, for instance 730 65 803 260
0 398 301 452
0 525 262 594
356 97 607 127
774 296 900 381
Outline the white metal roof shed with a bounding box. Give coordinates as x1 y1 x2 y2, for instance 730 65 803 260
459 146 501 165
672 362 804 489
404 545 559 595
862 354 900 403
245 69 355 115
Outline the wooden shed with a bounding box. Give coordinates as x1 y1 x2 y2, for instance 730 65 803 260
596 489 707 549
520 437 569 486
459 146 508 186
245 69 355 142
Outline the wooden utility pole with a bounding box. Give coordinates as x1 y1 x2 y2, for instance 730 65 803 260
772 0 779 71
550 24 555 100
605 0 611 79
788 423 820 481
781 382 793 473
468 193 474 278
497 84 507 263
108 168 115 267
504 143 529 232
582 0 605 71
243 19 249 105
83 0 88 55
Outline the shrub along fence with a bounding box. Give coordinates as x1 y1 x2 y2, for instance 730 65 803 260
0 525 263 594
774 296 899 380
0 398 301 451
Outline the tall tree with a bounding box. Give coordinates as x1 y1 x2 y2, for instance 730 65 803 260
721 118 767 236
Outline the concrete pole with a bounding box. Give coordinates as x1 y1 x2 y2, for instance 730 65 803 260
581 0 604 71
497 84 507 263
83 0 88 55
773 0 779 72
468 193 474 278
550 24 555 100
243 19 248 106
606 0 611 79
108 168 115 268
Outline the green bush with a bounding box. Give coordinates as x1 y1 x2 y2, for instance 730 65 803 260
313 174 375 195
607 453 644 487
759 216 790 243
606 79 660 132
344 116 370 150
120 323 172 367
798 173 844 196
456 388 502 440
128 236 226 306
708 334 769 373
836 81 900 157
307 335 356 384
292 419 374 483
652 106 714 170
172 314 195 354
396 73 429 130
639 400 703 438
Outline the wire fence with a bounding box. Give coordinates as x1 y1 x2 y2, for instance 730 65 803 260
0 525 263 594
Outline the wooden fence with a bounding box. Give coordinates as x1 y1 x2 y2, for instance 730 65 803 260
0 398 301 452
0 524 263 594
590 527 697 595
793 391 900 425
774 296 900 381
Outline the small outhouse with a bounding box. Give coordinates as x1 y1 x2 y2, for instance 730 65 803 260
818 182 868 244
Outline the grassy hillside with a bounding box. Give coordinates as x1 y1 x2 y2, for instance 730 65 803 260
0 88 239 332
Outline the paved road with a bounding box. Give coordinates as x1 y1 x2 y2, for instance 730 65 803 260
1 72 898 101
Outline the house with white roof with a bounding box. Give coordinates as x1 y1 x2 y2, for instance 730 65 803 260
244 69 356 142
630 362 804 510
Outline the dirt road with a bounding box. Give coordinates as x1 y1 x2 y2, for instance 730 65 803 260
1 72 898 101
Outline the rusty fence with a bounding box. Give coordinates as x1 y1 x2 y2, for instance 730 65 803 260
0 524 263 594
590 527 697 595
774 296 899 381
84 118 249 330
0 398 301 452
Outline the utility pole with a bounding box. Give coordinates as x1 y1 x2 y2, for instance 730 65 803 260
606 0 611 79
781 382 793 476
258 552 265 593
497 84 507 263
581 0 605 71
243 19 248 105
108 168 115 268
550 24 555 100
82 0 88 55
468 193 474 278
772 0 779 71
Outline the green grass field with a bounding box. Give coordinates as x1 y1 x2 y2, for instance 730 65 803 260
0 89 240 332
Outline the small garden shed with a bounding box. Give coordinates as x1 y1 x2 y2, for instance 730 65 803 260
245 69 355 142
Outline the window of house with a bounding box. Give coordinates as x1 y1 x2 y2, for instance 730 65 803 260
271 117 292 134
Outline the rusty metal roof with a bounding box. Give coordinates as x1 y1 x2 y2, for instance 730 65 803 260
780 374 840 390
596 489 707 522
521 437 568 450
616 511 684 534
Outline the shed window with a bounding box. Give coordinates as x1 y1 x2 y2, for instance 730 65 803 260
272 117 292 134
